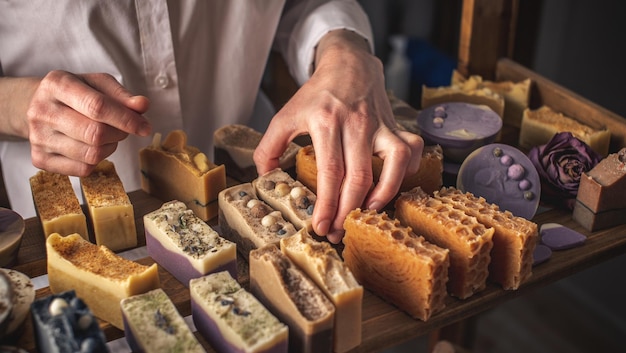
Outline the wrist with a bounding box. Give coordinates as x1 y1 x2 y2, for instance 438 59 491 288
314 29 372 72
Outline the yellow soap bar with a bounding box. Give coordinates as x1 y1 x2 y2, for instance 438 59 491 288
140 130 226 221
80 160 137 251
29 171 88 240
46 233 160 329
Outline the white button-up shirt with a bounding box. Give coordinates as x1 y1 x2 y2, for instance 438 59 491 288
0 0 373 217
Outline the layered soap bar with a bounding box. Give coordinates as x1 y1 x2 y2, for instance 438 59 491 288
253 168 315 232
395 187 494 299
121 288 205 353
46 233 160 329
140 130 226 221
31 290 109 353
249 245 335 353
213 124 300 182
280 229 363 352
30 170 88 240
451 70 531 127
218 183 297 259
190 271 288 353
342 209 449 321
80 160 136 251
295 144 444 196
435 187 538 290
573 148 626 231
144 200 237 286
519 105 611 156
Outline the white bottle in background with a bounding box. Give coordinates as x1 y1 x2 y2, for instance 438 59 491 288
384 35 411 102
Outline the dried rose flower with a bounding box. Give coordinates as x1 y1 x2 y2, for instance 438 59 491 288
528 131 602 210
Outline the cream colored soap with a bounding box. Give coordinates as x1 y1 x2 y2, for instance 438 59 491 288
30 171 88 240
249 245 335 353
218 183 297 258
46 233 160 329
80 160 136 251
280 229 363 353
519 106 611 156
253 168 316 232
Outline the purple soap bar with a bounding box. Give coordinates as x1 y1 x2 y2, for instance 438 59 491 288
416 102 502 163
540 223 586 250
457 143 541 220
532 244 552 266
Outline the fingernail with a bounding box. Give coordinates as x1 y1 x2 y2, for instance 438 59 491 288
316 219 330 236
138 121 152 137
327 230 345 244
367 201 383 211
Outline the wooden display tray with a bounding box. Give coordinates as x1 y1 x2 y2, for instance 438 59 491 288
7 58 626 352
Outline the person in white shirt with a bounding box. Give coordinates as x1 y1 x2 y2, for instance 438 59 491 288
0 0 423 242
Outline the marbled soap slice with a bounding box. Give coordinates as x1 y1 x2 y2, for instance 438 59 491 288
540 223 586 250
46 233 160 329
121 288 205 353
190 271 288 353
218 183 297 259
144 201 237 287
280 229 363 353
249 245 335 353
31 290 109 353
80 160 136 251
253 168 315 232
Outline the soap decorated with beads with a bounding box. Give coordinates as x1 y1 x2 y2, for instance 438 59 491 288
457 144 541 220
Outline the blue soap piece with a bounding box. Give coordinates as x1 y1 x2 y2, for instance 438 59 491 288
540 223 586 250
31 290 109 353
532 244 552 266
457 143 541 220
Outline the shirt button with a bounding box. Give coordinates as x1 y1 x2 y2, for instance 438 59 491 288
155 75 169 88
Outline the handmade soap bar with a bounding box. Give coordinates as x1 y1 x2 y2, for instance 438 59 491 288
253 168 315 232
421 82 505 118
416 102 502 163
395 187 494 299
214 124 300 182
46 233 160 329
190 271 288 353
140 130 226 221
30 171 88 240
249 245 335 353
342 209 449 321
451 70 531 127
0 271 12 338
31 290 109 353
80 160 136 251
295 144 444 196
121 288 205 353
435 187 538 290
457 144 541 220
144 200 237 286
280 229 363 352
539 223 586 250
519 106 611 156
0 268 35 337
218 183 297 258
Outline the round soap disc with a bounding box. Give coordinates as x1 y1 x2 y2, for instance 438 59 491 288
457 143 541 220
416 102 502 163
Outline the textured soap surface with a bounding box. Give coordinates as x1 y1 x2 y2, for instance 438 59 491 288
457 143 540 220
31 290 109 353
0 268 35 336
540 223 586 250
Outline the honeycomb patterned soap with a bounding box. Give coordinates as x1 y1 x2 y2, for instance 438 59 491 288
342 209 449 321
395 187 494 299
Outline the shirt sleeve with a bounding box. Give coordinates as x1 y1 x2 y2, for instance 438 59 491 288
275 0 375 86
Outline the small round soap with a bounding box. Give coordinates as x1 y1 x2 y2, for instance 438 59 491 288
416 102 502 163
0 208 25 268
457 143 541 220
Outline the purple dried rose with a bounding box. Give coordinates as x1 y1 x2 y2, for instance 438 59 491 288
528 132 602 210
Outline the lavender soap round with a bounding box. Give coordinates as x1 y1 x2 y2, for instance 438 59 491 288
416 102 502 163
457 143 541 220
